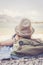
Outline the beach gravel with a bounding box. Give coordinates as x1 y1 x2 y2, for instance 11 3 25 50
0 56 43 65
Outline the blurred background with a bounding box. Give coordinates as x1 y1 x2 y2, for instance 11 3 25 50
0 0 43 41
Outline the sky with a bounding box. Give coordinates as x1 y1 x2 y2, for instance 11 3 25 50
0 0 43 41
0 0 43 21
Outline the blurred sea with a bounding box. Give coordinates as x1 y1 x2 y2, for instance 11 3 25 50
0 22 43 41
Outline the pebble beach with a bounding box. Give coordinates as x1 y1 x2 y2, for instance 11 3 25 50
0 56 43 65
